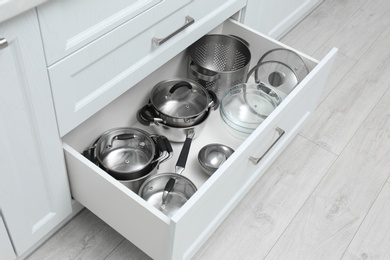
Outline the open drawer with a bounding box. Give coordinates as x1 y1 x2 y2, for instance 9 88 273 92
62 19 337 260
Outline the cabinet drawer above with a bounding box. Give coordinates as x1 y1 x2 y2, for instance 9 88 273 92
46 0 246 136
38 0 192 65
62 19 337 260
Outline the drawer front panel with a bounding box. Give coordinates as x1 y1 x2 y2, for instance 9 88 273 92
38 0 191 65
48 0 246 136
62 18 337 260
170 47 336 260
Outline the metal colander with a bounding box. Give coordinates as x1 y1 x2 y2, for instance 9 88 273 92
188 34 251 100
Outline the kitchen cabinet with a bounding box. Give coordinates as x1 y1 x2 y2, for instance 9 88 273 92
58 14 336 260
37 0 194 65
0 215 15 260
0 9 72 256
243 0 323 39
0 0 336 258
0 0 48 23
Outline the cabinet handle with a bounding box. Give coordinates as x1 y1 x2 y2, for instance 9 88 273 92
152 16 195 46
0 38 8 49
249 127 285 165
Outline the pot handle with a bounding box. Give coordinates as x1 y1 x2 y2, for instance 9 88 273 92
189 62 220 82
137 104 164 126
169 81 192 94
161 177 176 206
175 129 195 174
105 133 136 148
207 89 219 111
82 146 96 163
155 136 173 165
82 137 100 165
113 133 135 140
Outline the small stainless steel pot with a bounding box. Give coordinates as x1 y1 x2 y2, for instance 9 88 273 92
83 127 173 192
139 130 197 217
139 79 218 127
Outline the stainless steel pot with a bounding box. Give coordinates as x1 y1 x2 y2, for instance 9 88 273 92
139 130 197 217
139 79 218 127
187 34 251 101
83 128 173 192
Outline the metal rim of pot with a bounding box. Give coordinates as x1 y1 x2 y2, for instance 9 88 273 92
137 106 211 143
138 79 219 127
83 127 173 181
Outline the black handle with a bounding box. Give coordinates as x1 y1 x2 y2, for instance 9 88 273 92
82 137 100 165
137 104 159 126
162 136 173 154
82 147 95 162
161 177 176 205
156 136 166 152
169 81 192 94
163 178 176 194
156 136 172 154
176 132 193 169
207 89 219 110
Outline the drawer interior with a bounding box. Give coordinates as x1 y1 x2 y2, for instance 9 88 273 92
63 22 319 189
62 19 334 260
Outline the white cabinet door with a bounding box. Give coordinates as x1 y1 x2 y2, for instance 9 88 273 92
243 0 323 39
0 215 15 260
0 10 72 255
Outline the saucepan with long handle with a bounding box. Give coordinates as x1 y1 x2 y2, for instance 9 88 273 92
138 129 197 217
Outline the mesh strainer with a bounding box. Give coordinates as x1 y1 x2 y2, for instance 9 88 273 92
187 34 251 100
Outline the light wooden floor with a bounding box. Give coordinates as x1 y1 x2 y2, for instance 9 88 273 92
28 0 390 259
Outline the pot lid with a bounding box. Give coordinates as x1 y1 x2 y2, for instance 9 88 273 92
150 79 210 118
96 128 156 178
257 48 309 82
250 61 299 95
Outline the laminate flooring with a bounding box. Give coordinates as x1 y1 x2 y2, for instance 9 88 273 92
27 0 390 259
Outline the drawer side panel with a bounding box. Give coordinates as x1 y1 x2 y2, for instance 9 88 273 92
170 47 337 260
63 144 171 260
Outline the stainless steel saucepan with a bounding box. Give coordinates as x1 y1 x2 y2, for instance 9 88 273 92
83 127 173 192
138 130 197 217
138 79 218 128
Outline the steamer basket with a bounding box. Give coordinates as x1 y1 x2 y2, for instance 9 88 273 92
187 34 251 100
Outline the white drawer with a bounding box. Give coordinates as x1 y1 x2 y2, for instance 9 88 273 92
62 19 337 260
46 0 246 136
38 0 192 65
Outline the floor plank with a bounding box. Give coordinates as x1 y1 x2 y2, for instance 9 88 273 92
105 240 152 260
299 21 390 155
323 0 390 60
341 181 390 260
27 210 125 260
281 0 367 56
264 85 390 260
193 136 337 259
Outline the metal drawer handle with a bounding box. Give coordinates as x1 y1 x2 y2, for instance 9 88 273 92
249 127 285 165
0 38 8 49
152 16 195 46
